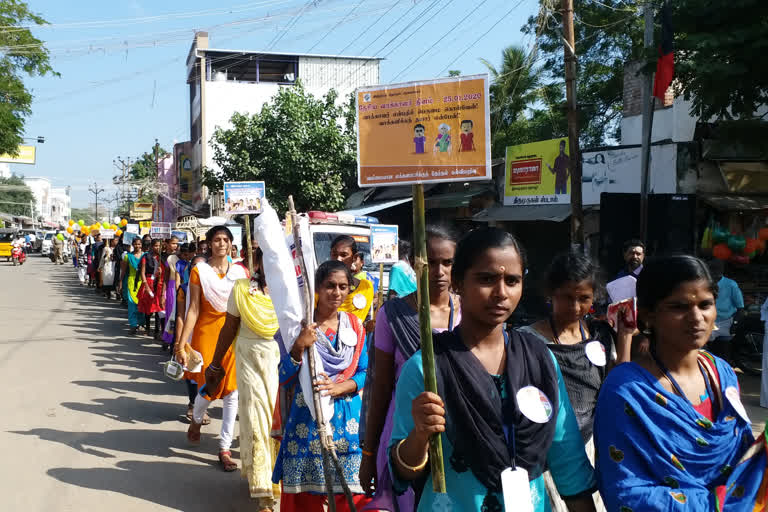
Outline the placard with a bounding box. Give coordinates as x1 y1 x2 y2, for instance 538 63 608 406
356 75 491 187
370 225 399 263
229 225 243 249
504 139 571 206
171 230 188 242
150 222 171 239
223 181 265 214
126 223 140 235
123 232 139 246
101 229 115 239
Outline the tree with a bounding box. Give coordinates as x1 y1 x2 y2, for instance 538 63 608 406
482 45 567 157
0 0 58 155
125 143 169 202
0 175 34 216
69 207 95 226
205 83 358 214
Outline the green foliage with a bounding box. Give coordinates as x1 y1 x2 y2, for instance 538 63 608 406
482 45 567 158
0 175 34 216
69 207 95 225
130 143 169 201
0 0 58 155
448 70 461 77
205 83 357 214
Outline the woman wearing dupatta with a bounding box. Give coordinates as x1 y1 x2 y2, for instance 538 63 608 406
176 226 248 471
272 260 372 512
595 255 766 511
205 247 281 511
121 236 145 335
330 235 374 322
359 224 460 512
390 228 596 512
139 238 166 339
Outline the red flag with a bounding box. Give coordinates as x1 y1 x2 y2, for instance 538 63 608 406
653 3 674 100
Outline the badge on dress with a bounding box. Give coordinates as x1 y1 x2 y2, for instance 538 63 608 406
338 328 357 347
516 386 553 424
725 386 751 424
352 293 367 310
585 340 607 367
501 467 534 512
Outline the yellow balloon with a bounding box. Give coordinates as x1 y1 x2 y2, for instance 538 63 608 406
68 219 75 226
116 229 123 237
110 224 118 230
120 219 128 227
66 227 73 234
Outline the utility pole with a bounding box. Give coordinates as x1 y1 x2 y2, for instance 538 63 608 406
639 4 655 243
113 156 133 209
88 182 105 222
561 0 583 249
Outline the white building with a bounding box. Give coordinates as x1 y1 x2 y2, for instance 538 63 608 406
23 176 51 222
183 32 382 214
0 163 10 178
50 186 71 226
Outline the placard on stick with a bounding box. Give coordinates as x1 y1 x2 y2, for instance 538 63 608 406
150 222 171 239
370 225 399 263
224 181 265 214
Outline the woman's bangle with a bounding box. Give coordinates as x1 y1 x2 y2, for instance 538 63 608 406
361 449 375 457
395 439 428 472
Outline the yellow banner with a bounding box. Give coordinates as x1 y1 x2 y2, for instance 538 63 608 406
356 75 490 187
0 145 36 165
504 138 571 206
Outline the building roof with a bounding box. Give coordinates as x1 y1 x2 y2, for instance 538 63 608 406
198 48 383 61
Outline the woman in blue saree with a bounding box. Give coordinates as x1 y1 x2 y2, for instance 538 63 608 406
595 255 767 510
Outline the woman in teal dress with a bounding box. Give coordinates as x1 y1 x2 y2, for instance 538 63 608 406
389 228 596 512
121 236 145 334
272 260 371 512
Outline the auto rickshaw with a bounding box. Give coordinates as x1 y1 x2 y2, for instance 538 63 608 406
0 228 17 262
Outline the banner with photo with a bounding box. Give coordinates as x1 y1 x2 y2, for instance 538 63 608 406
504 138 571 206
370 225 399 263
223 181 265 214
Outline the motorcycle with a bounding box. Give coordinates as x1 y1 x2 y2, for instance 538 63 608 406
11 245 26 266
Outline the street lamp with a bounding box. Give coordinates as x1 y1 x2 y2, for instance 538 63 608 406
22 136 45 144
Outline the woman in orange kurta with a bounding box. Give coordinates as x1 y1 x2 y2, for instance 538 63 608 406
176 225 247 471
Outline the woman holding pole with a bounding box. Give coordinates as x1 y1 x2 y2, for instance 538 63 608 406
272 260 371 512
359 224 460 511
389 228 596 512
176 226 247 471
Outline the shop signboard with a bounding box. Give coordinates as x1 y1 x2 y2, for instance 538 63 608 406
370 225 399 263
223 181 265 214
130 202 154 221
356 75 491 187
0 145 36 164
504 139 571 206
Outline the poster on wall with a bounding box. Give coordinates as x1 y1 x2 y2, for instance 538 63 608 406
223 181 265 214
581 144 677 205
356 75 491 187
370 225 399 263
504 138 571 206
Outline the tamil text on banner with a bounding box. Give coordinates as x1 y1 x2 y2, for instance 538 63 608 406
131 202 154 221
0 145 36 165
150 222 171 239
370 225 399 263
223 181 265 214
356 75 491 187
126 223 140 235
504 139 571 206
101 229 115 239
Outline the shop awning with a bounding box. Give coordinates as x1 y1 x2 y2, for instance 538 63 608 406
701 194 768 211
473 204 572 222
336 197 413 216
425 186 495 209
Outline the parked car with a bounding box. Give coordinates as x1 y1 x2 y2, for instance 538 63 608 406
40 231 56 256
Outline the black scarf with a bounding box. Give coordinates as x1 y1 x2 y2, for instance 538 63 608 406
434 328 559 498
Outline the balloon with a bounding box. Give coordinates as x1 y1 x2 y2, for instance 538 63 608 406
110 224 117 230
745 238 761 255
759 228 768 241
727 235 746 253
116 229 123 237
712 226 730 244
113 216 121 224
713 244 732 261
102 222 110 229
78 219 85 226
68 219 74 226
82 227 89 235
66 227 73 234
92 224 100 231
758 239 767 252
730 254 750 265
56 233 64 241
120 219 128 227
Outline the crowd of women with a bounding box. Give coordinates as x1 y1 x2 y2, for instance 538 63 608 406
68 204 766 511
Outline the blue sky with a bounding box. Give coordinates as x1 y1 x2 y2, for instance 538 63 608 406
11 0 540 208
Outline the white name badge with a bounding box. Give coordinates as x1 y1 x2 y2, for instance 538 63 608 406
352 293 367 310
501 467 533 512
516 386 553 424
338 328 357 347
585 340 607 367
725 386 751 424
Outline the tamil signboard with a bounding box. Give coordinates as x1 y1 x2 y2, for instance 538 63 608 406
356 75 491 187
504 139 571 206
0 145 36 165
223 181 265 214
130 202 154 221
370 225 399 263
150 222 171 239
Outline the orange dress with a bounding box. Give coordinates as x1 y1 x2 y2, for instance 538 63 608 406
184 266 237 399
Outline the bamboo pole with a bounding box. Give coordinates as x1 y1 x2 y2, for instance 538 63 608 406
376 263 385 314
244 214 253 276
287 196 357 512
412 184 446 493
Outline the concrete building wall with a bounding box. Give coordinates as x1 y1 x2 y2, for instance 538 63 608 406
50 187 71 225
23 177 51 220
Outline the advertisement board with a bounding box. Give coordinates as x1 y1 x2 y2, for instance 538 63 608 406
0 145 36 165
504 139 571 206
370 225 399 263
223 181 265 214
356 75 491 187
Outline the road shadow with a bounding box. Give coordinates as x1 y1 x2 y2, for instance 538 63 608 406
47 459 254 511
60 396 187 425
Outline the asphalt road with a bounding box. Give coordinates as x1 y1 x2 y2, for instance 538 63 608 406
0 255 256 511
